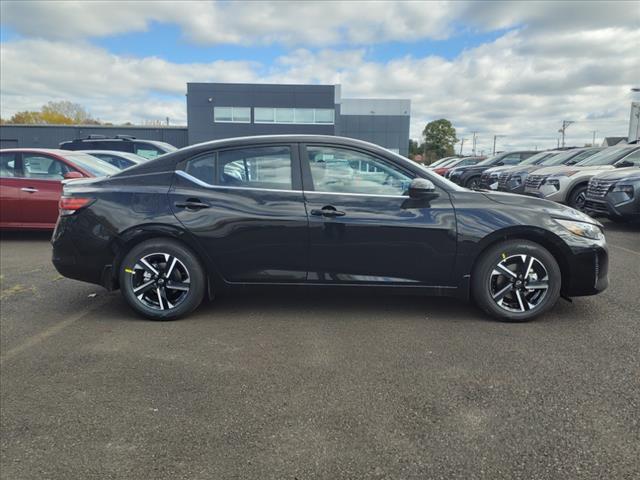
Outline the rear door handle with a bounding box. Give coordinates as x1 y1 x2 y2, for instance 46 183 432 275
21 187 38 193
174 199 210 210
310 207 346 217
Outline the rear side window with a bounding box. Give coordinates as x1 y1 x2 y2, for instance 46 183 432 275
501 154 522 165
0 152 18 177
184 146 293 190
134 143 164 159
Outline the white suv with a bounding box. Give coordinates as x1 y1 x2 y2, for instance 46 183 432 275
523 145 640 210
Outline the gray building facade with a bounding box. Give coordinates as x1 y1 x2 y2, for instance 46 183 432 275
187 83 410 156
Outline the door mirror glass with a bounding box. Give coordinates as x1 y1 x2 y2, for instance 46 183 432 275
63 171 84 179
408 178 437 198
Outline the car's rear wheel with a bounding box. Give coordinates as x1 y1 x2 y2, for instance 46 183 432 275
568 185 587 211
472 240 561 322
119 239 206 320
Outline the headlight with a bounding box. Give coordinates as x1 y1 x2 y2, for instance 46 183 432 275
610 184 634 199
545 179 560 190
555 219 604 240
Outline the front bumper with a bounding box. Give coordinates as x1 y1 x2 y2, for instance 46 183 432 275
563 243 608 296
585 192 640 220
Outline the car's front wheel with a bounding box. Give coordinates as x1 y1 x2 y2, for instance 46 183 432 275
568 185 588 211
119 238 206 320
465 176 481 189
472 240 561 322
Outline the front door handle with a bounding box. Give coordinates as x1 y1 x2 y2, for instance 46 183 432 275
310 206 346 218
21 187 38 193
174 199 210 210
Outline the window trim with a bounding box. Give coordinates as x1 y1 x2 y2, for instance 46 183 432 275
178 143 303 191
299 143 416 196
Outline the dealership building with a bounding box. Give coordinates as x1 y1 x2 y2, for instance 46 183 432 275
0 83 411 156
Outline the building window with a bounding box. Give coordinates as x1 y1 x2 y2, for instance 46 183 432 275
214 106 251 123
253 108 335 125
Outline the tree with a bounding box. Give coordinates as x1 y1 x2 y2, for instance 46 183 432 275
408 139 421 157
422 119 458 161
5 101 99 125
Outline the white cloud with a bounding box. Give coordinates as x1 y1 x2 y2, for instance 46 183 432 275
1 1 639 151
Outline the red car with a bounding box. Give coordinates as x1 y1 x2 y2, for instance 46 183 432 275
0 149 118 230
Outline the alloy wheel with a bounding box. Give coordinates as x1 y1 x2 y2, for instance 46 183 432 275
489 254 549 313
573 191 586 211
129 252 191 311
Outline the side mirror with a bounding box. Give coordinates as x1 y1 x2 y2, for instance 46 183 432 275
63 171 84 180
566 160 577 165
615 160 634 168
409 178 437 199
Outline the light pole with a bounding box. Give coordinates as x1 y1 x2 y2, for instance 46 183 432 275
472 131 478 155
591 130 597 146
459 138 465 155
558 120 574 148
492 135 505 155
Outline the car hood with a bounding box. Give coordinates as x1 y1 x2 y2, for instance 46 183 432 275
500 165 542 176
450 164 491 175
483 165 512 174
480 191 602 226
533 164 616 176
590 167 640 182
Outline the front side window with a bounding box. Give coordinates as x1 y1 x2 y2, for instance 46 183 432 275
219 146 292 189
22 154 71 180
617 149 640 166
501 154 522 165
0 152 17 178
306 146 412 196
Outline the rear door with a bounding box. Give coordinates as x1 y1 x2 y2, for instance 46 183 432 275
0 151 23 227
19 153 73 227
301 143 457 286
170 143 309 283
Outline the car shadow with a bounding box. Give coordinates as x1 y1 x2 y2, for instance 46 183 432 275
0 230 53 242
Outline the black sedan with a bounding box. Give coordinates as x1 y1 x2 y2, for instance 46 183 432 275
52 135 608 322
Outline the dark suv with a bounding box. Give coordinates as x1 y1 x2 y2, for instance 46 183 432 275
60 135 177 160
52 135 608 323
448 151 537 189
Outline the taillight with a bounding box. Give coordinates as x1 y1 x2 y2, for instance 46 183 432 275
59 196 94 216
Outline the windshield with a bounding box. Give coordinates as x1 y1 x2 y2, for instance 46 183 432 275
476 154 501 166
519 151 556 166
576 147 638 166
64 152 120 176
545 148 601 166
429 157 455 167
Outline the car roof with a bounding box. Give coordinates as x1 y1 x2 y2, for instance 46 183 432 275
0 148 85 155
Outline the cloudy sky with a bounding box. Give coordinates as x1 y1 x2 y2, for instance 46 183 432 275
1 0 639 153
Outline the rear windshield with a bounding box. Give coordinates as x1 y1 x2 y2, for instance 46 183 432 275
576 147 638 166
64 152 120 176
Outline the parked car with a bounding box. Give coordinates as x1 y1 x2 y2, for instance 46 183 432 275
497 148 603 194
584 165 640 222
524 145 640 210
447 151 538 188
81 150 148 170
0 149 119 229
60 135 177 160
479 151 561 190
427 156 459 168
52 135 608 322
434 156 483 176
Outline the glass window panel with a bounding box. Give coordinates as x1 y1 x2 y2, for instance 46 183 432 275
254 108 275 123
232 107 251 122
185 153 216 185
275 108 294 123
214 107 233 122
0 152 18 178
23 155 71 180
295 109 314 123
307 146 412 196
314 109 335 124
218 146 292 190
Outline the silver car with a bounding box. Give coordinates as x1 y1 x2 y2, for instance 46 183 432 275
524 145 640 210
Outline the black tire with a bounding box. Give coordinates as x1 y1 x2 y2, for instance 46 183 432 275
472 240 561 322
119 238 206 320
465 176 481 189
567 184 587 211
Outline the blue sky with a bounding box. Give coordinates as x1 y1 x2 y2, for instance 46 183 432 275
1 1 638 151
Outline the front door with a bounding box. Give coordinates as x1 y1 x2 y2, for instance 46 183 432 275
170 144 309 283
301 144 457 286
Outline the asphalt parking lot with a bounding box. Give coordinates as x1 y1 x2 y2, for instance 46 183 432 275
1 221 639 480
